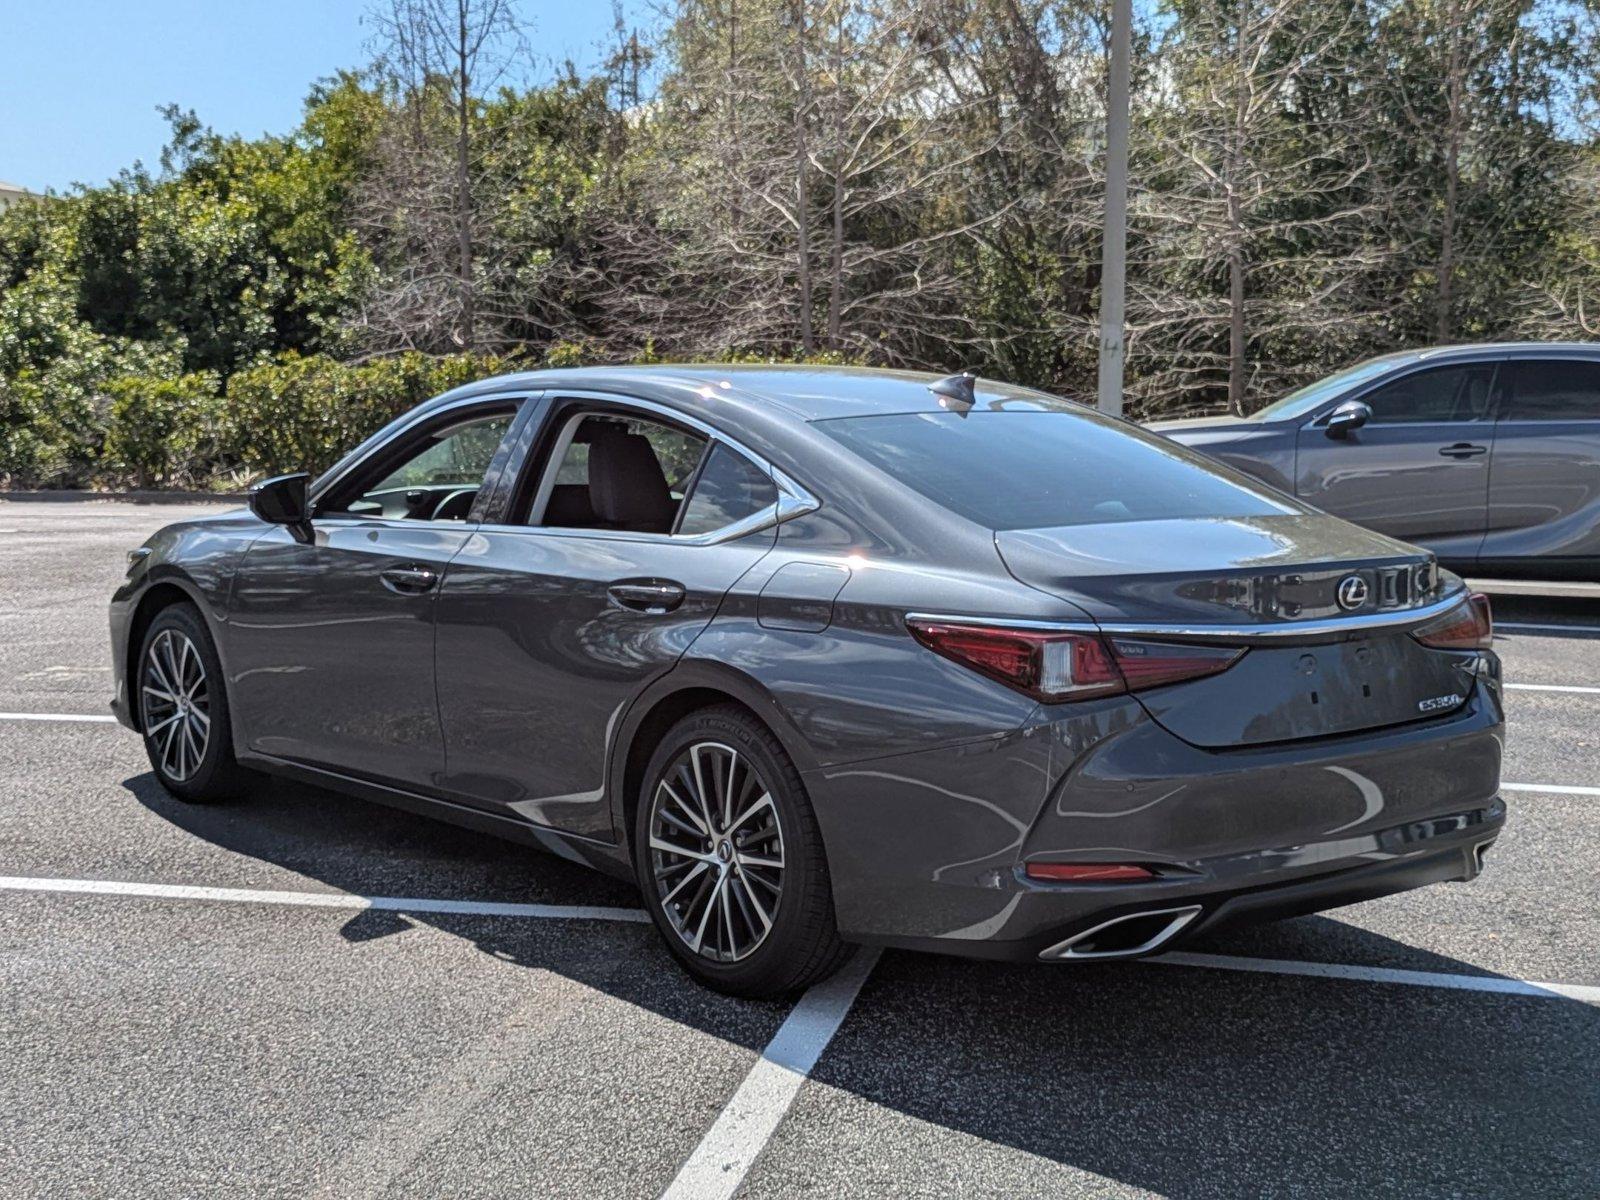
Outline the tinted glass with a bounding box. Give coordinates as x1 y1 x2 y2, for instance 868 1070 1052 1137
817 411 1295 530
678 444 778 535
1359 365 1494 424
1505 361 1600 421
1249 357 1401 422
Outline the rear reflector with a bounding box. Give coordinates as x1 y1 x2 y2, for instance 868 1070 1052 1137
1412 592 1493 650
1025 862 1155 882
906 619 1243 703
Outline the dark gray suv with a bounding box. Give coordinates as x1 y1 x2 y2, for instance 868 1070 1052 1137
1151 343 1600 578
110 366 1505 996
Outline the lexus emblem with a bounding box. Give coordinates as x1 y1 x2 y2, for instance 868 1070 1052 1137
1336 574 1369 611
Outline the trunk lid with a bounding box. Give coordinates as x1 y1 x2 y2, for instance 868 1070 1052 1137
996 515 1471 747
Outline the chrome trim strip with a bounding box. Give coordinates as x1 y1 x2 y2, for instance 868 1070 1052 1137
907 588 1468 645
1040 905 1203 961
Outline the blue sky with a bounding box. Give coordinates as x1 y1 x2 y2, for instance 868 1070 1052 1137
0 0 650 193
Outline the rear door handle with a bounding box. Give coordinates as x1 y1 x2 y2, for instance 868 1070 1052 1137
1438 443 1488 458
607 580 686 613
380 564 439 594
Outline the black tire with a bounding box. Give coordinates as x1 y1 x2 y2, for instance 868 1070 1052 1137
136 603 248 803
634 704 854 998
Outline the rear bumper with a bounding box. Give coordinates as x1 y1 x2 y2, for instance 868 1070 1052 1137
807 680 1505 959
849 802 1502 963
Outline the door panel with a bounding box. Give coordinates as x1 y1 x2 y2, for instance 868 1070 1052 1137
227 521 472 785
432 528 774 837
1294 363 1496 560
1482 360 1600 565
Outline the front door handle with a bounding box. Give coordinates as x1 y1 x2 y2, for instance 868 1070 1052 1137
1438 443 1488 459
607 580 687 613
380 564 440 594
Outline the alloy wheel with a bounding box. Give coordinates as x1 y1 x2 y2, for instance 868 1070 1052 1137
648 741 785 963
141 629 211 783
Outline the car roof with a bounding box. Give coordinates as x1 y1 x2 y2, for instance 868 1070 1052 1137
1360 341 1600 368
432 363 1079 423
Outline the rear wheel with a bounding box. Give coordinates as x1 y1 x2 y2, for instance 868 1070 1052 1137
635 705 852 997
137 604 247 803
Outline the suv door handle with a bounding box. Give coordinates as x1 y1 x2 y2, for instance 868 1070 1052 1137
607 580 686 613
1439 443 1488 458
380 564 440 594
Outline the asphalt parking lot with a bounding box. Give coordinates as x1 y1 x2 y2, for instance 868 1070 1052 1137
2 499 1597 1199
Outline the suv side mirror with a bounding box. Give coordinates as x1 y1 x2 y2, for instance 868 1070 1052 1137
1324 400 1372 439
249 472 314 542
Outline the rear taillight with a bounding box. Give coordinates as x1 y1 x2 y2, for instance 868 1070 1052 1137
905 619 1243 703
1412 593 1493 650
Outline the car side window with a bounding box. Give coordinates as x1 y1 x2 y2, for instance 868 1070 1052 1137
534 412 708 534
1358 366 1495 425
677 444 779 536
1504 361 1600 421
325 410 514 522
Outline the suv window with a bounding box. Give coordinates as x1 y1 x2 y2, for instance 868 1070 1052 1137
534 413 708 534
328 409 514 521
1504 360 1600 421
678 444 778 536
1358 365 1494 425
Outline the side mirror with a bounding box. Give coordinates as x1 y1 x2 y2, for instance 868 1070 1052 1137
1324 400 1371 439
249 472 313 542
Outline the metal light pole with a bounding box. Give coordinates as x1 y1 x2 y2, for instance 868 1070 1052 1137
1096 0 1132 417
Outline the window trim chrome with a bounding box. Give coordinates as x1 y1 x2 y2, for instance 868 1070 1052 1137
906 586 1471 647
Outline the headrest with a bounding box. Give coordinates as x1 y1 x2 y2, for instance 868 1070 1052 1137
588 429 674 531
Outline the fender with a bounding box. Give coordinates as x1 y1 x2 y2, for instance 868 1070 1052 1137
603 657 822 851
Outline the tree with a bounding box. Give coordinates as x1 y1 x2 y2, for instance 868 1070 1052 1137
361 0 527 351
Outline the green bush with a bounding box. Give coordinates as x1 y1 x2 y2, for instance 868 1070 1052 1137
220 351 509 479
102 372 225 488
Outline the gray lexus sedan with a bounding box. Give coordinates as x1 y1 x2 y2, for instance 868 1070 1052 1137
110 366 1505 996
1151 342 1600 578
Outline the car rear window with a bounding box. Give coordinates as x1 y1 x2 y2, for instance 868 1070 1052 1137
816 411 1295 530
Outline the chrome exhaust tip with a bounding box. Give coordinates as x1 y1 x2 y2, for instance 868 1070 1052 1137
1039 904 1203 961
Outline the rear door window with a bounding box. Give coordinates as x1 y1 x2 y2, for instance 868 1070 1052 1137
816 410 1295 530
532 412 707 534
1503 361 1600 421
1357 365 1495 424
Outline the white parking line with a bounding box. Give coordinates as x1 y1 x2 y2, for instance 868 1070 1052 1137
1504 683 1600 694
1152 951 1600 1004
661 948 881 1200
0 712 118 723
1501 782 1600 797
0 875 652 923
1497 622 1600 635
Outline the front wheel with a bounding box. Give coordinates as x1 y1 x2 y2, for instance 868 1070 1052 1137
137 603 248 803
635 705 853 998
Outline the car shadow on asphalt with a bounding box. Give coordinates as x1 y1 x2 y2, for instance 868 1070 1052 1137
124 770 1600 1199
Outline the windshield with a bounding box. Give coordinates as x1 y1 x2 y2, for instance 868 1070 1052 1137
1249 358 1403 422
816 411 1296 531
